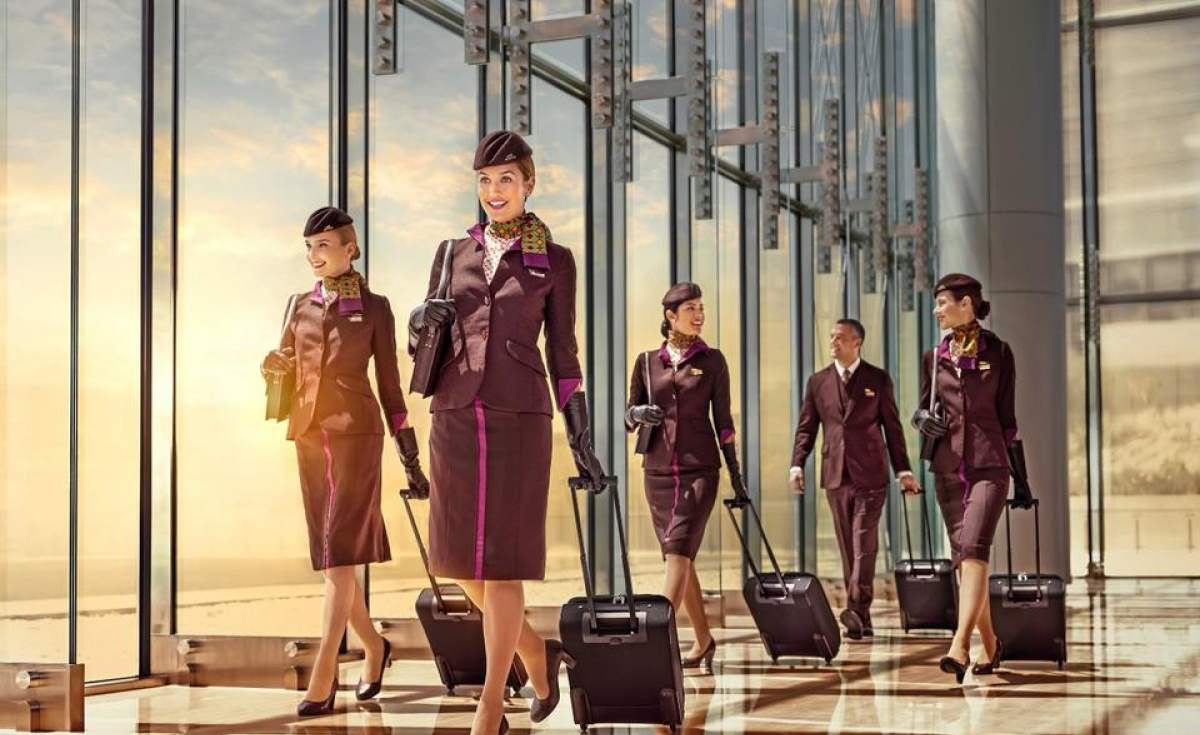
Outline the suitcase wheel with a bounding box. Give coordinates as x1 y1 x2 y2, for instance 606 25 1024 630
1057 660 1065 670
446 687 455 696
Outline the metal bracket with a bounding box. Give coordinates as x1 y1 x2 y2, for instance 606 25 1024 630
373 0 397 75
708 51 781 245
466 0 614 134
893 168 931 300
612 0 708 189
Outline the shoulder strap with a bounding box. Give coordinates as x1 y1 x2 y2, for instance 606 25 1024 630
280 294 300 339
435 239 454 299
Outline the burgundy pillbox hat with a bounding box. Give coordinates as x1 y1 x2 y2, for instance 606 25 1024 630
303 206 354 237
662 282 703 306
934 272 983 296
473 130 534 170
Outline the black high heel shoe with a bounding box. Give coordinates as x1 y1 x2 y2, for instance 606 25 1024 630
681 637 717 672
530 639 577 723
939 653 970 684
297 679 339 717
972 639 1003 676
355 637 393 701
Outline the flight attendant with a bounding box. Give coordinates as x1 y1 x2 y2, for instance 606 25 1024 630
407 131 606 735
625 282 745 672
912 273 1033 682
789 318 920 640
261 206 430 715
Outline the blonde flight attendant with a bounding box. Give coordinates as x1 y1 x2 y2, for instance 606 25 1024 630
261 206 430 716
407 131 607 735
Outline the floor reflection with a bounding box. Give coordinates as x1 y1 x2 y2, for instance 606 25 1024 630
84 579 1200 734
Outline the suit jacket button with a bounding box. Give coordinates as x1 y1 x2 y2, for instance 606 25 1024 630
481 327 489 340
484 295 491 306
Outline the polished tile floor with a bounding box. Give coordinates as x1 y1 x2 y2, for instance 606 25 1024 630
83 579 1200 735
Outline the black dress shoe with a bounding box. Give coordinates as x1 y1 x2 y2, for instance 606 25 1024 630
681 637 717 671
939 654 970 684
530 639 576 723
355 637 393 701
972 639 1002 676
297 680 339 717
839 609 864 640
861 616 875 637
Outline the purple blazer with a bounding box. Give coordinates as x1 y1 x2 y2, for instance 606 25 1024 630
415 226 582 414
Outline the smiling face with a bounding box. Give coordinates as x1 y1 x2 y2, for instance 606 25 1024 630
934 289 975 330
667 298 705 337
829 322 862 365
477 162 535 224
305 227 357 278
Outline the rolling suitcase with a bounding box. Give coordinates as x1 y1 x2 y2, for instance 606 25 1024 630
560 476 685 733
400 490 529 696
724 497 841 664
989 499 1068 669
893 491 957 632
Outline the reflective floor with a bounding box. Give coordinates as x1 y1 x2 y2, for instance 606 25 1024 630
83 579 1200 735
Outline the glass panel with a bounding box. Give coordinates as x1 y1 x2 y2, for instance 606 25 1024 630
1062 29 1090 576
77 0 142 680
631 0 670 125
625 135 672 592
531 3 586 76
712 179 743 599
0 0 72 665
759 213 799 570
368 8 478 619
812 246 844 578
174 0 331 635
1094 19 1200 576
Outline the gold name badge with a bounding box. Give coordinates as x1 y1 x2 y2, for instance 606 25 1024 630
864 388 876 397
979 361 991 370
692 368 704 376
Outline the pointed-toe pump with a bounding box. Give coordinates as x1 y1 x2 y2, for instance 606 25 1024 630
297 680 339 717
355 637 393 701
972 639 1003 676
939 654 970 684
681 637 717 672
530 639 577 723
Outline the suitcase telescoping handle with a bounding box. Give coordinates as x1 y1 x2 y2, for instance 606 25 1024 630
723 497 788 598
399 489 450 614
568 475 638 634
1003 497 1043 601
900 489 938 564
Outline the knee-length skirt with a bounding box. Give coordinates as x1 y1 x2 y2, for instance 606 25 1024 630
934 468 1010 567
428 400 552 580
644 466 720 560
296 429 391 570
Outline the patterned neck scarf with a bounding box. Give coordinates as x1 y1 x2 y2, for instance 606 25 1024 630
487 211 552 258
323 269 362 301
321 269 365 315
950 321 982 362
667 330 699 355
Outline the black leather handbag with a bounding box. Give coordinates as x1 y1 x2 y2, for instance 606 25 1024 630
265 294 300 422
409 240 454 397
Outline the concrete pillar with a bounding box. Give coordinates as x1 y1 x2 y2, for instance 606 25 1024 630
934 0 1070 577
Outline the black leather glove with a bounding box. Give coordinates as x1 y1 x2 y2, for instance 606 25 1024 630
563 392 607 492
1007 439 1034 509
912 408 948 439
408 299 456 350
393 427 430 499
720 442 748 500
625 404 665 427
